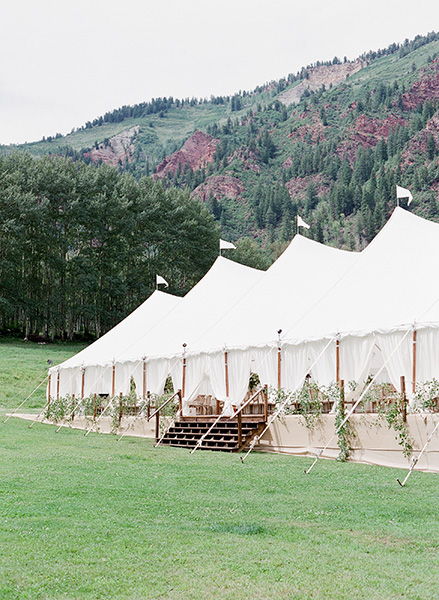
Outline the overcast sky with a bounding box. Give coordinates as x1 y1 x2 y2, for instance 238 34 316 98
1 0 439 145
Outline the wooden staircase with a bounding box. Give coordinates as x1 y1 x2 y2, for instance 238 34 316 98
159 417 266 452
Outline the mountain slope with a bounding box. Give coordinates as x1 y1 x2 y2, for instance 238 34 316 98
3 32 439 254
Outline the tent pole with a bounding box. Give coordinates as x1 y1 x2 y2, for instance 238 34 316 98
400 375 407 422
111 363 116 398
56 369 60 400
304 328 413 475
277 330 282 390
182 343 187 399
142 357 146 400
412 329 417 395
81 367 85 400
224 350 230 399
336 338 340 383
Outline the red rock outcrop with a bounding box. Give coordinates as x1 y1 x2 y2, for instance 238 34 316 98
288 111 326 144
400 113 439 167
402 60 439 110
350 114 406 144
334 115 407 162
191 175 245 203
155 131 220 178
285 174 327 200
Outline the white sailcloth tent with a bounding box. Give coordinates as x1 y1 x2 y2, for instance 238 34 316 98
281 207 439 398
48 290 183 400
49 257 264 403
50 207 439 416
144 207 439 412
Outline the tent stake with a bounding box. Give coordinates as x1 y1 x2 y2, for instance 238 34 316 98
397 419 439 487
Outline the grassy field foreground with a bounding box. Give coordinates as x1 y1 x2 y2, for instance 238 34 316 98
0 339 439 599
0 418 438 600
0 338 87 410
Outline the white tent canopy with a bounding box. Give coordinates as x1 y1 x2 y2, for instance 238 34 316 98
49 208 439 413
189 234 359 353
59 290 182 370
290 207 439 342
51 257 264 400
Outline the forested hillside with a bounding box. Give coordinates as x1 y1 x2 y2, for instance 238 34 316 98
3 32 439 338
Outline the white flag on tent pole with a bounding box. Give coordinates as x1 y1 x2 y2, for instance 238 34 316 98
396 185 413 206
297 215 310 230
220 239 236 250
156 274 168 288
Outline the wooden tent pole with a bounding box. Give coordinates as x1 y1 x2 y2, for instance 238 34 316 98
112 363 116 397
400 375 407 422
56 369 60 400
277 329 282 390
336 338 340 383
81 367 85 400
412 329 417 395
182 343 187 399
142 357 146 400
224 350 230 398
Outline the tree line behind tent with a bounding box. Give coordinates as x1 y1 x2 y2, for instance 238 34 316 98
0 154 219 341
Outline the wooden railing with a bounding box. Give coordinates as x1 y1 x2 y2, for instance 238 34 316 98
233 385 269 419
147 389 182 442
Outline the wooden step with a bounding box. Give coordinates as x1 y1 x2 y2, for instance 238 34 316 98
158 418 264 452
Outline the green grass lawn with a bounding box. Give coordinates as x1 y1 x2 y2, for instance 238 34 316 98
0 338 87 410
1 339 439 599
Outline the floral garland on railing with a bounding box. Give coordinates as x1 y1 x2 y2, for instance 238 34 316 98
270 382 354 461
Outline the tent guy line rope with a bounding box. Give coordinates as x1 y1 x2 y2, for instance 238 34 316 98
82 357 144 437
3 375 49 424
117 355 181 442
54 362 113 433
240 336 336 463
304 327 413 475
31 365 83 429
397 418 439 487
3 366 50 419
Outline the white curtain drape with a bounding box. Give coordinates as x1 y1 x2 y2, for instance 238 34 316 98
375 330 413 393
227 349 253 412
180 354 210 415
282 343 311 391
308 339 336 386
58 367 81 398
130 358 171 398
417 327 439 383
114 362 133 396
252 346 278 389
340 334 375 387
208 350 252 416
83 365 113 397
